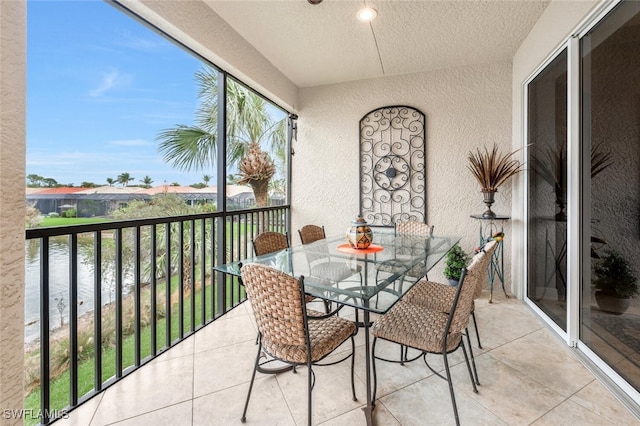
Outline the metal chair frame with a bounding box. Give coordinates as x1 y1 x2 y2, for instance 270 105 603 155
371 269 477 426
240 264 357 426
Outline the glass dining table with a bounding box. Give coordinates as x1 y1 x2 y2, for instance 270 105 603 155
214 228 460 425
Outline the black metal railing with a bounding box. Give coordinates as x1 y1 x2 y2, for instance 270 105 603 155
25 205 289 424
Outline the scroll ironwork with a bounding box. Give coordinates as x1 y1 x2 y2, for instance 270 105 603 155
359 106 426 226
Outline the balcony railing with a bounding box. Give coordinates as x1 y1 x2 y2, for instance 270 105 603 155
25 205 289 424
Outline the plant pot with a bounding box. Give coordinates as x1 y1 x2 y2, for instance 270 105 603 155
594 291 631 315
481 190 497 219
447 278 459 287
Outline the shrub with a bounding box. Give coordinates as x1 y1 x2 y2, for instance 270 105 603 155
444 243 470 281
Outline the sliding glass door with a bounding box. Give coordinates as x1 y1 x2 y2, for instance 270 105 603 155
527 0 640 396
527 50 568 331
580 0 640 393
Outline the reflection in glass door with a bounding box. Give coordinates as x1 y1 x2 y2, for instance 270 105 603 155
580 1 640 393
527 50 568 331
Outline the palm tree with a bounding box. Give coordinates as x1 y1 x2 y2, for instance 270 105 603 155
106 177 115 187
140 175 154 189
117 172 134 187
157 67 286 209
202 174 211 186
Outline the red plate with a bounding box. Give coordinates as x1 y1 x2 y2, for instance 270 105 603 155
336 243 384 254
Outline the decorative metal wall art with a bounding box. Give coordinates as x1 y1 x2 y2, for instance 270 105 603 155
359 106 426 226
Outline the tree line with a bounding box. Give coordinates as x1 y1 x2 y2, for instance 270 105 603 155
26 173 214 189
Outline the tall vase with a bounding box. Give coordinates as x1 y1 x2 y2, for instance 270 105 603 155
482 190 497 219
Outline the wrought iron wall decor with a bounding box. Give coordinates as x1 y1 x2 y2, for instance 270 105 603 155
359 106 426 226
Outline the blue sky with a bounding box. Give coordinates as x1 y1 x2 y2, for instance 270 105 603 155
27 0 212 187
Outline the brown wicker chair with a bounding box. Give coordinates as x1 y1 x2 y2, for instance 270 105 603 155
375 220 434 298
252 231 289 256
403 240 498 348
240 264 357 426
371 268 477 426
298 224 326 244
401 240 498 386
252 230 319 307
298 224 362 284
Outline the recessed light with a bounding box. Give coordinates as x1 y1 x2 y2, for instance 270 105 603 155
356 7 377 22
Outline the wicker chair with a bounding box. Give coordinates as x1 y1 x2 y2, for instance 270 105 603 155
252 231 320 308
375 220 434 298
298 224 326 244
298 224 362 283
402 240 498 385
240 264 357 426
252 231 290 256
371 268 477 426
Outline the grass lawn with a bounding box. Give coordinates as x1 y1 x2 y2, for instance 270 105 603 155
23 272 244 424
39 217 110 228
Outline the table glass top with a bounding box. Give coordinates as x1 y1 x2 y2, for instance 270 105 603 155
214 228 460 314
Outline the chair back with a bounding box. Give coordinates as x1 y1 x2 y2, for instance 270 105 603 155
465 240 498 299
299 225 326 245
252 232 289 256
445 268 476 346
396 220 434 237
241 264 307 348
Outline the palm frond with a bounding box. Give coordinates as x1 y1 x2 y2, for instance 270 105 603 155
156 125 217 172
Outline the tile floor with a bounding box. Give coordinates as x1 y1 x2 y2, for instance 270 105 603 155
57 292 639 425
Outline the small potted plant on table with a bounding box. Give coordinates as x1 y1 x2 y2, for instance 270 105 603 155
593 250 639 314
444 244 470 286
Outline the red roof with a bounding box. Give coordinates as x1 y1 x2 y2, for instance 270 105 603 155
33 187 87 194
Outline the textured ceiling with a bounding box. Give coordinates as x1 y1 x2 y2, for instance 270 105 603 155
204 0 550 88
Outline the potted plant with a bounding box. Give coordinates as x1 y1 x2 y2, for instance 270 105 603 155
444 244 470 286
467 144 525 218
593 250 639 314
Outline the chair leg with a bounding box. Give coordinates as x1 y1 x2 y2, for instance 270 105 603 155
465 328 480 386
372 337 379 404
350 336 357 401
460 341 478 394
307 363 313 426
471 311 482 349
442 351 461 426
241 341 262 423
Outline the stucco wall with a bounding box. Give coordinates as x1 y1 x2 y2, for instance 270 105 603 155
294 62 514 285
0 0 26 421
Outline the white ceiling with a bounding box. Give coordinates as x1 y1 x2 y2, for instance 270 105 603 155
204 0 550 88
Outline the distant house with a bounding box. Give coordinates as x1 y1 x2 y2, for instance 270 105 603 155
26 184 259 217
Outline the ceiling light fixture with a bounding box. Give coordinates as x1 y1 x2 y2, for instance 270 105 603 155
356 7 377 22
307 0 323 4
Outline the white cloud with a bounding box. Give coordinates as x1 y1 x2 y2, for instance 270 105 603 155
89 68 129 97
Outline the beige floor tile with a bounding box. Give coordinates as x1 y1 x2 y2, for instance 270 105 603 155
380 373 507 426
193 340 258 397
319 402 401 426
276 361 366 425
193 312 257 353
55 393 103 426
90 353 194 425
150 333 195 363
472 301 544 350
489 327 595 397
110 400 193 426
530 398 615 425
451 355 566 425
193 377 295 425
59 295 640 426
570 380 640 425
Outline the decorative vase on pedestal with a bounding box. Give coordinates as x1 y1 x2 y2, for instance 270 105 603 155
346 214 373 249
481 190 497 219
